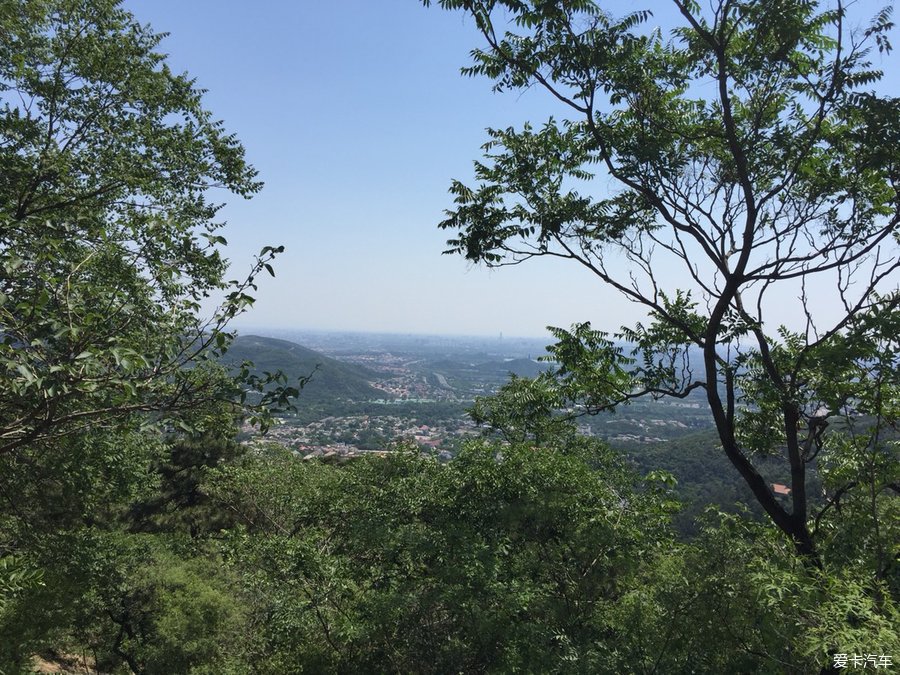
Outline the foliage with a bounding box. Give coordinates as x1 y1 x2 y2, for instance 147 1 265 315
423 0 900 564
679 511 900 673
2 0 898 670
128 430 246 536
0 1 296 669
0 0 294 456
206 440 678 673
0 529 249 673
468 372 573 443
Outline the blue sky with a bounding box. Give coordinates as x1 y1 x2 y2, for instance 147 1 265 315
126 1 897 339
122 0 647 338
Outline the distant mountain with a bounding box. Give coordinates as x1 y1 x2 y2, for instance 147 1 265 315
475 358 552 378
421 356 552 384
223 335 385 402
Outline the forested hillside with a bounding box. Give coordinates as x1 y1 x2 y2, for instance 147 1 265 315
0 1 897 673
224 335 384 402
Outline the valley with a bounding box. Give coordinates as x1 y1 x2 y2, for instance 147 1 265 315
227 330 774 534
231 330 716 458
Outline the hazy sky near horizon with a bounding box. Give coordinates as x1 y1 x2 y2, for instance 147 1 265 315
126 1 897 339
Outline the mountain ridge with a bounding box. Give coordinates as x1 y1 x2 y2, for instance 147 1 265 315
223 334 385 402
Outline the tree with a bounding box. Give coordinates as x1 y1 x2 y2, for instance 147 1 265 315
0 1 297 663
0 0 291 458
206 440 677 672
423 0 899 565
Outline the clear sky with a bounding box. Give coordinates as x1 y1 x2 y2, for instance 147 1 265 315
117 0 651 338
125 1 897 339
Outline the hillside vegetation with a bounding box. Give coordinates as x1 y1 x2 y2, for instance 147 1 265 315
224 335 384 403
1 1 897 673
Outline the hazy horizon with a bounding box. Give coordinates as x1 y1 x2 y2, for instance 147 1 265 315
128 1 899 339
233 323 559 342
